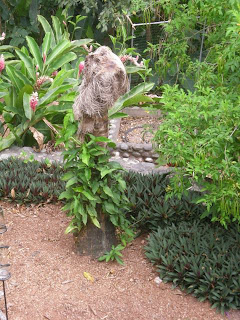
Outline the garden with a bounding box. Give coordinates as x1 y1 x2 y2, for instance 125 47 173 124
0 0 240 319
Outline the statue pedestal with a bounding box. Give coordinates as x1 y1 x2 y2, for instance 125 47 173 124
74 212 118 258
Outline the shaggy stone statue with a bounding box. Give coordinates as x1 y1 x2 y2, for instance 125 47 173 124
73 46 129 141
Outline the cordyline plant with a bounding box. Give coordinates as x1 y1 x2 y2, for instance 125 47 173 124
0 14 92 151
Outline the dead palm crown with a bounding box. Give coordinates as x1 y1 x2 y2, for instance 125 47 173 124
73 46 129 141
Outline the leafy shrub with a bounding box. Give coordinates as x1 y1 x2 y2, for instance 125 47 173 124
145 221 240 313
153 85 240 226
59 133 132 241
125 171 205 231
0 14 91 151
0 157 65 203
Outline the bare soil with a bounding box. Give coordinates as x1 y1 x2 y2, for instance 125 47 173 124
0 201 239 320
117 117 161 144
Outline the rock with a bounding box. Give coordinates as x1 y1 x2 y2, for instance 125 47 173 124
132 152 141 157
152 153 159 159
122 152 130 158
154 276 163 285
143 144 152 151
145 157 153 163
132 144 143 151
120 143 129 151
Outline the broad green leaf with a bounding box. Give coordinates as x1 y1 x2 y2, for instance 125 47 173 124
5 65 24 91
109 82 154 117
94 136 111 143
1 52 15 60
58 92 76 102
90 216 101 228
49 52 77 71
0 45 15 51
66 176 78 188
82 210 88 225
118 178 126 190
14 69 32 86
0 123 27 151
100 168 115 179
103 185 114 198
61 202 73 212
61 171 75 181
15 49 35 80
82 190 96 200
86 205 97 217
73 186 84 193
107 142 116 148
46 102 72 113
52 16 62 43
109 112 128 119
38 84 72 106
82 151 90 166
42 32 52 57
50 69 74 89
45 39 71 66
84 168 91 181
123 94 154 107
26 36 43 72
70 39 93 49
23 92 32 120
38 15 56 47
0 133 16 151
125 65 145 74
5 60 21 66
92 181 99 194
59 190 73 200
105 202 117 214
65 223 78 234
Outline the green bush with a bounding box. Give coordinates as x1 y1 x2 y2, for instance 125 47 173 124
0 157 65 203
154 85 240 226
145 221 240 313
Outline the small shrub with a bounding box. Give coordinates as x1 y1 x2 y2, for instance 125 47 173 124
145 221 240 313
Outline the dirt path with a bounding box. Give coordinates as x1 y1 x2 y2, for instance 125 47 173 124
0 201 239 320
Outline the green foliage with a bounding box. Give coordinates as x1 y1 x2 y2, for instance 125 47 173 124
153 85 240 226
98 244 125 265
125 171 205 232
0 0 59 46
109 82 154 119
145 221 240 314
57 0 133 32
0 14 92 151
57 116 133 247
0 157 65 203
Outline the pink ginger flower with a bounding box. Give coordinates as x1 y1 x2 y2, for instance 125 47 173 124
34 75 53 90
0 54 5 72
43 53 46 63
63 21 67 26
78 61 85 77
0 32 5 41
51 70 58 77
30 92 38 112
